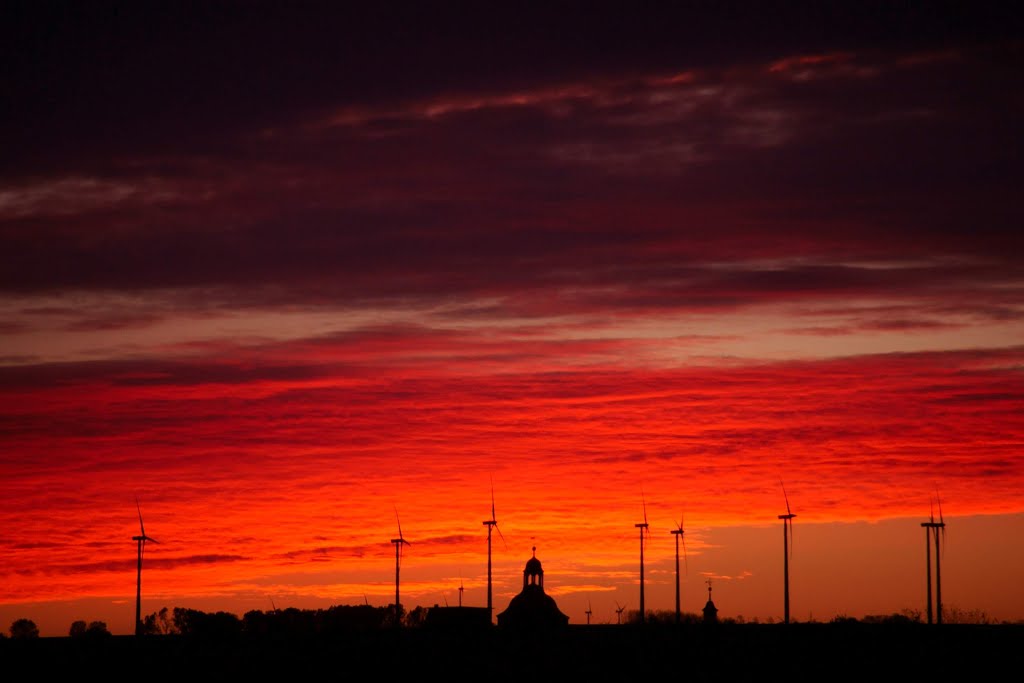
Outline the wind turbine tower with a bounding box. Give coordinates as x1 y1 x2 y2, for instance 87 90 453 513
482 481 506 624
921 495 947 624
132 499 158 636
778 482 796 624
635 494 650 624
671 513 687 624
390 508 410 624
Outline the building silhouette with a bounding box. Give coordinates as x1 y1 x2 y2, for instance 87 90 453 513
497 547 569 630
423 605 491 629
703 579 719 624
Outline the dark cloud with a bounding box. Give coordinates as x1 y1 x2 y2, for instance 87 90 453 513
0 356 332 391
0 321 27 334
857 319 958 332
273 545 374 562
0 7 1020 319
4 2 1015 173
13 554 248 576
414 534 477 547
62 313 165 332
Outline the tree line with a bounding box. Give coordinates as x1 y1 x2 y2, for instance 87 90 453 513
140 603 425 637
1 602 1011 639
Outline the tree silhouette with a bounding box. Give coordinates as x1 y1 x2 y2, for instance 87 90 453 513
10 619 39 639
403 605 428 628
142 607 178 635
136 603 407 639
943 605 992 625
69 620 88 637
625 609 702 625
172 607 241 638
85 621 111 638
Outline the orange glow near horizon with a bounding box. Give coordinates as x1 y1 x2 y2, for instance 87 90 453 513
2 334 1022 634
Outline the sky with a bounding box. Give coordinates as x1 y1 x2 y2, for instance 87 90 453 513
1 3 1022 635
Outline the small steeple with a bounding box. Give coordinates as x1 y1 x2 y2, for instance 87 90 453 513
524 546 544 588
703 578 718 624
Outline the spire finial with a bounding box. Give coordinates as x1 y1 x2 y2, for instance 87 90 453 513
532 545 536 557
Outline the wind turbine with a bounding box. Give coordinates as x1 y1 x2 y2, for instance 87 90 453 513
635 493 651 624
458 576 464 608
671 512 688 624
935 493 946 625
615 601 626 625
390 507 410 625
921 493 947 624
585 600 593 625
778 481 796 624
482 480 506 624
132 498 158 636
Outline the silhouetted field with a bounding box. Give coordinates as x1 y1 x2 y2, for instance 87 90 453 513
3 623 1021 681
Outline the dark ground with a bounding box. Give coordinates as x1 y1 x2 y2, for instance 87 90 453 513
3 623 1022 681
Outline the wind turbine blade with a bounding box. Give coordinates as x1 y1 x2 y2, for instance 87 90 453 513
683 537 689 575
781 479 792 517
642 491 649 527
495 522 508 550
936 488 947 555
136 497 145 536
490 477 497 520
395 506 404 540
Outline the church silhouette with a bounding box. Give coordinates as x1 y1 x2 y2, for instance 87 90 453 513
497 547 570 630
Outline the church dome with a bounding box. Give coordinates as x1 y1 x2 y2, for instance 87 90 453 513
497 548 569 631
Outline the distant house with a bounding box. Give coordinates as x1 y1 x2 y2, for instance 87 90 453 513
497 548 569 630
423 606 491 629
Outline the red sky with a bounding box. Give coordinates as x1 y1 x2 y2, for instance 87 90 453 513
1 4 1022 634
